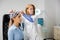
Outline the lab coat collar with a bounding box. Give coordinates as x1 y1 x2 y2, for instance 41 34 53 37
23 13 34 22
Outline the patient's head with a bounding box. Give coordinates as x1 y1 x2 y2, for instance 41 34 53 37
9 12 22 27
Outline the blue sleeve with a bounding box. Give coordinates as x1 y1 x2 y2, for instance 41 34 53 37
8 30 14 40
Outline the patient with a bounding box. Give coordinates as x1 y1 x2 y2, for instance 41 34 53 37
8 11 24 40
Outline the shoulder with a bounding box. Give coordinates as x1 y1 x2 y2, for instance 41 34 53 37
8 25 16 32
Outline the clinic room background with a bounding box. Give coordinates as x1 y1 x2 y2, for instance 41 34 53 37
0 0 60 40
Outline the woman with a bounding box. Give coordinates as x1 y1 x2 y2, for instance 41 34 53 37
8 12 24 40
20 4 41 40
8 4 43 40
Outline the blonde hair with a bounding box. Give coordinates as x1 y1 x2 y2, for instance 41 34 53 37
25 4 35 15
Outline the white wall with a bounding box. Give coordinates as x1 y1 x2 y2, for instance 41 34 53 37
56 0 60 26
44 0 60 38
45 0 57 38
0 0 45 40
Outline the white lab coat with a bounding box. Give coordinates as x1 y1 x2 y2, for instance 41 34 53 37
22 15 43 40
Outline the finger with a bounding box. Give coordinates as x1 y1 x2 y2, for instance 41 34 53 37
9 10 13 13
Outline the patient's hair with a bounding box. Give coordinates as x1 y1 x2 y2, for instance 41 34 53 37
12 12 19 23
25 4 35 15
9 12 20 27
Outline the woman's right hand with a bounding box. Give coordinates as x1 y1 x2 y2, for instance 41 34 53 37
9 10 16 14
9 10 14 13
19 11 25 15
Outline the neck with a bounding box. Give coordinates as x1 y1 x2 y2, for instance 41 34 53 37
26 13 32 16
26 14 30 15
14 22 19 28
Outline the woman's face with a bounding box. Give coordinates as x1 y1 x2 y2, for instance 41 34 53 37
13 14 22 24
27 6 34 15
